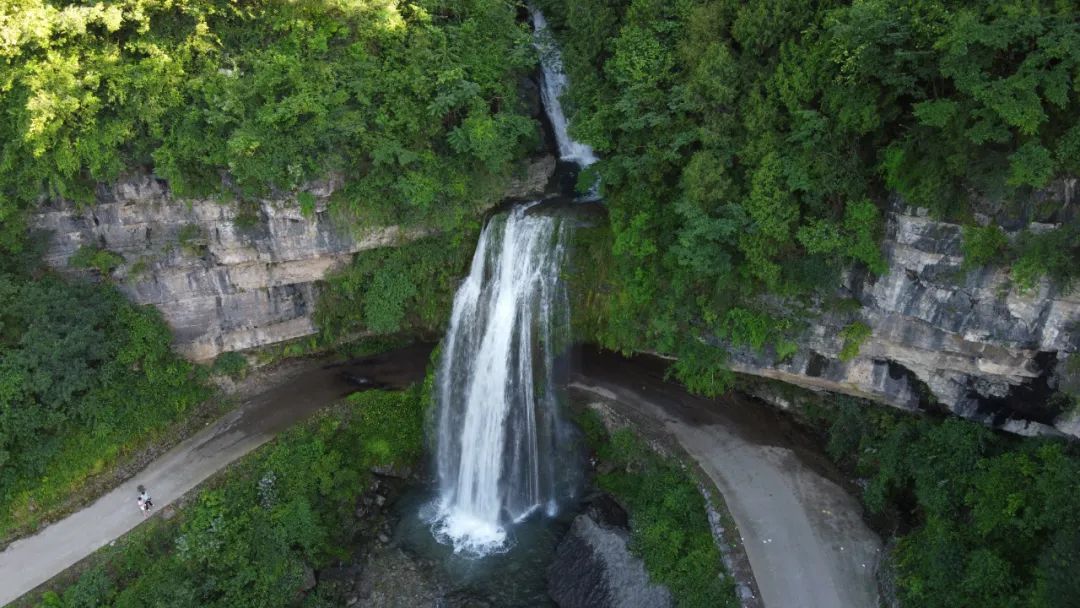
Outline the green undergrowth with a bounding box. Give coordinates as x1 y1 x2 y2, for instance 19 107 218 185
960 223 1080 292
31 385 430 608
209 352 248 380
315 231 478 343
577 409 737 608
242 332 415 371
799 396 1080 608
565 223 615 343
0 258 210 542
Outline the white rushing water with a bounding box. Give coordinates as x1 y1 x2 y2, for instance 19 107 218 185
530 8 598 168
430 205 575 556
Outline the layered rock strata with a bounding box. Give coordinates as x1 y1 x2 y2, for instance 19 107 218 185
32 156 555 360
728 201 1080 438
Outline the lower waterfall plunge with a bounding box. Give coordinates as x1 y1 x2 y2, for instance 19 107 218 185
429 205 578 556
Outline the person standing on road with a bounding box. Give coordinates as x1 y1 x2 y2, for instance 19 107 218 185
137 485 153 517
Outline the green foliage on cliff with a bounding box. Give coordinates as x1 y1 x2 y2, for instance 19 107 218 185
1012 222 1080 292
579 411 737 608
0 260 208 539
68 245 125 275
961 225 1011 270
813 399 1080 608
315 230 477 341
0 0 538 252
837 321 871 362
209 351 248 380
538 0 1080 371
33 386 429 608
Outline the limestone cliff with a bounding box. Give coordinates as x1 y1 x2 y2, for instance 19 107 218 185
32 156 555 361
728 192 1080 439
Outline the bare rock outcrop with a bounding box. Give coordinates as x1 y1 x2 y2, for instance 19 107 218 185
31 156 555 360
728 202 1080 439
547 496 672 608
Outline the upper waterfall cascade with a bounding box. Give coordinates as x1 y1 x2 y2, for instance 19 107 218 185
430 205 577 556
530 8 598 168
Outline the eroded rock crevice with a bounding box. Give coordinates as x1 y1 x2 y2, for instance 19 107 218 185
729 203 1080 439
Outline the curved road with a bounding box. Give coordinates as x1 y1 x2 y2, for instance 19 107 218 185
0 346 432 607
570 348 882 608
2 344 880 608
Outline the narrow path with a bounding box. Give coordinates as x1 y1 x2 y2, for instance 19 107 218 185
0 345 432 607
570 348 882 608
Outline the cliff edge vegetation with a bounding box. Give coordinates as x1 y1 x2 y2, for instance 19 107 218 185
538 0 1080 391
0 0 539 251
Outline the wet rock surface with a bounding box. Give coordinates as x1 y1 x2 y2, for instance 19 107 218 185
353 548 442 608
547 495 672 608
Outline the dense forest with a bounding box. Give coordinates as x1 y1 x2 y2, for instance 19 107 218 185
805 392 1080 607
3 1 1080 607
0 247 208 539
538 0 1080 391
0 0 539 254
0 0 534 540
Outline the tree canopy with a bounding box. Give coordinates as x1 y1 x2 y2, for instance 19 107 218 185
0 255 207 537
0 0 540 250
539 0 1080 384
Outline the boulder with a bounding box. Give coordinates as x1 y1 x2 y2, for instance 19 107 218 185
547 507 672 608
355 548 441 608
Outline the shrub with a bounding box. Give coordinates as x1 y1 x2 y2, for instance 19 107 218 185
211 352 248 380
581 411 738 608
177 223 206 256
838 321 871 362
297 192 316 219
1012 225 1080 292
315 233 475 341
961 225 1010 270
68 246 124 275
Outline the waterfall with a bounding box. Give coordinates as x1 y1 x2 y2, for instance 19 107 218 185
430 205 576 556
530 8 598 169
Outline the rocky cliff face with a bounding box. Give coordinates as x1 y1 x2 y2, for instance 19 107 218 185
728 194 1080 439
32 156 555 361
